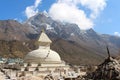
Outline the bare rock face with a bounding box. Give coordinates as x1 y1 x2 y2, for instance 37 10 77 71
85 57 120 80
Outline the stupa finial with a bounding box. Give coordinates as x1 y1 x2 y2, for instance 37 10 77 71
41 28 45 33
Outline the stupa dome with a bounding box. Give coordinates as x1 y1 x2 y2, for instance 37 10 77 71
24 48 61 63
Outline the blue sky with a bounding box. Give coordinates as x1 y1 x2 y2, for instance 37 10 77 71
94 0 120 36
0 0 120 36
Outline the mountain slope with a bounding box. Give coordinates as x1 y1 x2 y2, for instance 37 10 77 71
0 20 36 40
51 38 104 65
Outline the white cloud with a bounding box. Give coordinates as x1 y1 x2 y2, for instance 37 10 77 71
35 0 41 7
49 0 107 30
76 0 107 19
25 0 42 18
114 32 120 37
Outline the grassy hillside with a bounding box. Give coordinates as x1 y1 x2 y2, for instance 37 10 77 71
51 39 105 65
0 40 31 58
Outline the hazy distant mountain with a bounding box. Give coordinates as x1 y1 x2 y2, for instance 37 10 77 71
0 12 120 65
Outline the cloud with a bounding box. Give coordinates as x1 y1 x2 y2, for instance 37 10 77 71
25 0 42 18
114 32 120 37
49 0 107 30
77 0 107 19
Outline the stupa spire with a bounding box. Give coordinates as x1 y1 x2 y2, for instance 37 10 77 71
38 29 52 46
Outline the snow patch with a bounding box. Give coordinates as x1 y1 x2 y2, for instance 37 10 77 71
46 24 54 30
71 33 75 36
80 30 87 34
43 11 49 17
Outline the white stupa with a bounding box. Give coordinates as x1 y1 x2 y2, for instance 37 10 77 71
24 30 61 64
20 30 78 79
